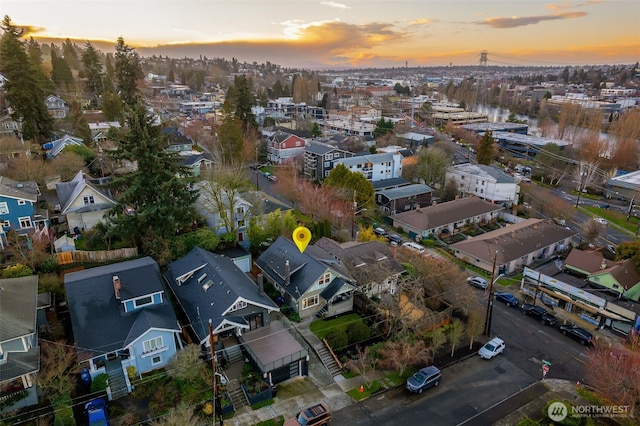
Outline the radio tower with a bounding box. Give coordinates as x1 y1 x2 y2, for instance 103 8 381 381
479 50 488 67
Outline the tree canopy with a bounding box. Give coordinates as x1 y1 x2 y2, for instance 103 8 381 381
476 131 495 165
324 163 375 212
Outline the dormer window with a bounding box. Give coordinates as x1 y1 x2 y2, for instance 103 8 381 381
134 295 153 308
83 196 95 205
319 272 331 286
228 300 248 313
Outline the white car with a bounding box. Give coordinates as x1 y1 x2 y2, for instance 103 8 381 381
594 218 608 225
402 241 425 254
467 276 488 289
478 337 505 360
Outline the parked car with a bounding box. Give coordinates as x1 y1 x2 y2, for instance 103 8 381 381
405 365 441 394
386 234 403 245
478 337 505 360
402 241 425 254
467 276 488 290
284 402 332 426
559 325 594 346
521 304 557 326
594 218 608 225
85 398 110 426
495 292 519 307
373 227 386 236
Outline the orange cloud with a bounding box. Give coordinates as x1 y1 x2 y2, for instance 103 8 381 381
546 0 604 11
481 11 587 28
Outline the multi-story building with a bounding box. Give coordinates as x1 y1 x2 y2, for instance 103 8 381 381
303 141 354 181
446 163 520 206
334 152 403 182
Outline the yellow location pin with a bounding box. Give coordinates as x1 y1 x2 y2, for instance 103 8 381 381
292 226 311 253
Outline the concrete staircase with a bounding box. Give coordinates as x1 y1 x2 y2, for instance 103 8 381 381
224 343 244 365
225 378 248 410
315 344 342 377
106 366 129 400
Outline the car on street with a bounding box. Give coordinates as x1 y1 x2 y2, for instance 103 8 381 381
467 276 488 290
594 218 608 225
494 292 519 307
606 244 616 254
559 325 594 346
478 337 505 360
386 234 403 245
85 398 110 426
521 304 557 326
405 365 441 394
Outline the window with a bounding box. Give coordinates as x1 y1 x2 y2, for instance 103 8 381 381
237 219 245 228
0 202 8 214
318 272 331 285
19 217 32 228
134 295 153 308
197 273 207 283
295 141 301 147
333 153 340 159
83 196 95 205
302 295 319 309
18 200 26 205
143 337 163 353
2 220 9 227
151 355 162 365
236 206 244 214
228 300 248 313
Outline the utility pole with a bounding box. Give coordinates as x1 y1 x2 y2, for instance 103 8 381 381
483 252 498 336
208 319 221 426
533 271 542 307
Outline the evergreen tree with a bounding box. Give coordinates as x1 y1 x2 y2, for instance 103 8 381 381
114 37 143 106
324 163 375 211
62 38 80 70
218 100 244 165
50 49 74 89
106 101 199 260
476 131 494 165
27 37 55 93
104 53 115 92
0 15 53 141
81 41 104 97
229 75 257 133
101 91 123 122
373 117 394 137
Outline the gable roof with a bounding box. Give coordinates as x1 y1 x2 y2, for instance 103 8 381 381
377 184 433 200
164 247 278 341
43 134 84 158
313 237 405 281
451 219 574 265
255 237 348 299
0 276 38 342
590 258 640 291
64 257 179 355
564 248 617 275
0 176 39 202
56 170 116 214
392 196 503 230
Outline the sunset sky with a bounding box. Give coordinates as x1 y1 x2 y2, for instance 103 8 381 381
3 0 639 68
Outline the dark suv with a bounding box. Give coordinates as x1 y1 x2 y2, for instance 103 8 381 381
559 325 594 346
521 304 557 326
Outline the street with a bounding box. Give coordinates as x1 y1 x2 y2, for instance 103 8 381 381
331 299 591 425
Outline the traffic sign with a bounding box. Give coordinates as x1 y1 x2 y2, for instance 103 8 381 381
542 360 552 366
542 365 549 373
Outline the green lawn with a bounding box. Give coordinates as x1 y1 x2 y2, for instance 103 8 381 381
309 313 364 340
580 205 640 235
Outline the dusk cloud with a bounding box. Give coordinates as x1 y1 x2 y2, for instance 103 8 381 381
546 0 603 11
481 11 587 28
320 1 350 9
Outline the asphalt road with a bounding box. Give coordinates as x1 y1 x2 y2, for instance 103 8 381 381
331 298 591 426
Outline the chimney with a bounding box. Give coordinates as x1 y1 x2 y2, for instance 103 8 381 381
113 276 121 299
285 260 290 286
258 274 264 295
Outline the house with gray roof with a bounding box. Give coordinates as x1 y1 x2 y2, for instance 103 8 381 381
55 170 116 233
445 163 519 206
255 237 357 319
451 219 575 274
0 276 39 413
390 196 504 241
0 176 48 248
376 183 433 214
64 257 181 399
313 238 405 298
303 141 353 181
164 247 306 385
605 170 640 202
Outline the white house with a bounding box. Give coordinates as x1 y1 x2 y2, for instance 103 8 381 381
334 152 403 182
446 163 520 206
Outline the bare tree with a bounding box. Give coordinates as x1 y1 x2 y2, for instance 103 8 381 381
426 327 447 357
376 337 432 375
349 345 378 387
447 319 465 357
466 309 485 350
149 402 199 426
37 340 81 400
582 219 604 246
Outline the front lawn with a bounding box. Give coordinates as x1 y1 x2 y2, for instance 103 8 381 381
309 313 363 340
581 206 640 234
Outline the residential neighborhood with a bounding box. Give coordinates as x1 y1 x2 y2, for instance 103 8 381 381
0 21 639 426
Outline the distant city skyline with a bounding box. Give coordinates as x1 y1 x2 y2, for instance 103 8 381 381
3 0 639 69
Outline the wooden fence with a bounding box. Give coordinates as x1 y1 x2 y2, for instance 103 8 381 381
55 248 138 265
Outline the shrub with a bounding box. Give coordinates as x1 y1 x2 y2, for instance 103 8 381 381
53 394 76 426
38 256 58 273
1 263 33 278
126 366 136 379
326 329 348 351
90 373 109 393
346 321 371 345
516 418 541 426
